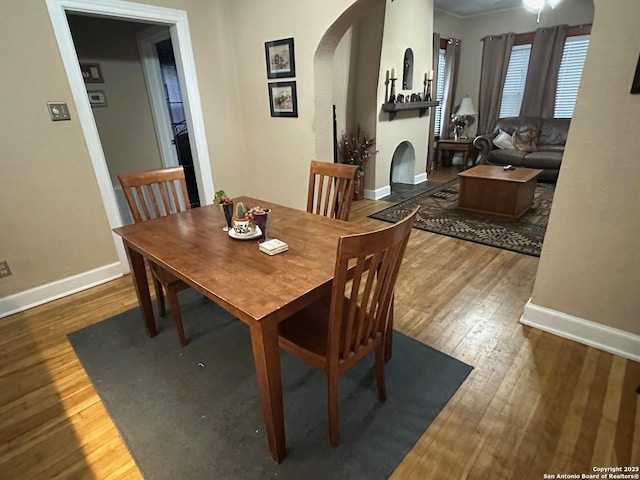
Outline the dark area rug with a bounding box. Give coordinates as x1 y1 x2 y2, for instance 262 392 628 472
380 181 442 202
68 290 472 480
370 178 555 256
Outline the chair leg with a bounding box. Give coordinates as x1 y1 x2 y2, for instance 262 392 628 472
166 284 187 347
152 276 166 317
328 372 340 447
375 345 387 402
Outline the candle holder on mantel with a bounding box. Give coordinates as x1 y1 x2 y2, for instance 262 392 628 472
423 78 433 102
388 77 397 103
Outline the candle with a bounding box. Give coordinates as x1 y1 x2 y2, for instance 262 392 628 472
391 67 396 78
386 70 390 82
424 72 428 82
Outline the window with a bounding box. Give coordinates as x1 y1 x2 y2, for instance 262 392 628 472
499 27 590 119
554 35 589 118
434 48 446 135
499 44 531 118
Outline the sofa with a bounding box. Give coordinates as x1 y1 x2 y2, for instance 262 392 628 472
473 116 571 182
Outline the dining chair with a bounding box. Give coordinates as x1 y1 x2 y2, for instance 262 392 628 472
306 160 358 221
118 166 192 347
278 206 419 446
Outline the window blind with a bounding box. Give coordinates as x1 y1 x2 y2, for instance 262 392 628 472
554 35 590 118
499 44 531 118
434 48 446 135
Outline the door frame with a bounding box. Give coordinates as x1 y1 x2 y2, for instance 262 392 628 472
137 26 180 169
46 0 215 272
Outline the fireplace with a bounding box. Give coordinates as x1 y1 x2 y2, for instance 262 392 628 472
390 141 416 184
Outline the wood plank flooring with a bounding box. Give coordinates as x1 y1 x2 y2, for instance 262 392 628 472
1 167 638 479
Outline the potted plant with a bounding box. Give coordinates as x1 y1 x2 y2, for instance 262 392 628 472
337 125 377 200
214 190 234 231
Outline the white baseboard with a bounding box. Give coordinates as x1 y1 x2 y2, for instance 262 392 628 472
520 300 640 362
365 185 391 200
365 173 430 200
0 262 124 319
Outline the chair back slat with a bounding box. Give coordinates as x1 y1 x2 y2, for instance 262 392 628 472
328 207 419 362
118 166 191 224
307 161 358 221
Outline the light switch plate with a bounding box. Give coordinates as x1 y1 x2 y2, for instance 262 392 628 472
47 102 71 121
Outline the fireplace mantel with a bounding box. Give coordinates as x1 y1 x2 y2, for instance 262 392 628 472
382 100 439 121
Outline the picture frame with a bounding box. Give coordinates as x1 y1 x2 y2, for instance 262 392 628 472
631 53 640 94
80 63 104 83
264 38 296 79
268 81 298 117
87 90 107 107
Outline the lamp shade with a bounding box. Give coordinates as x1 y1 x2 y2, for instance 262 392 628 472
456 97 477 115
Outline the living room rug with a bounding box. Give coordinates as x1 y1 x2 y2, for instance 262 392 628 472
68 290 472 480
370 179 555 257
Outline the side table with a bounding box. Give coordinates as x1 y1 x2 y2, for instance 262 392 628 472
436 139 477 170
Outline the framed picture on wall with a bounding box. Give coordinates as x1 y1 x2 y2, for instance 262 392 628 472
80 63 104 83
268 81 298 117
264 37 295 79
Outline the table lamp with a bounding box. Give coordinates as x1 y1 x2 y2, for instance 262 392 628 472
455 96 478 140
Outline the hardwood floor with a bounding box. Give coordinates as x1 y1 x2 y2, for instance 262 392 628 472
1 167 638 479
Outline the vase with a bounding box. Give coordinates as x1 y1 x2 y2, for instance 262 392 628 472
221 202 234 231
354 167 365 201
252 209 271 242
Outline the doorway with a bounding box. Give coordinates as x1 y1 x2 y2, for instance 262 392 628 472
138 30 200 208
46 0 215 272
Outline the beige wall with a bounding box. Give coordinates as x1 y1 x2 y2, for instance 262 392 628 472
353 2 385 191
0 2 118 295
225 0 381 210
531 0 640 335
0 0 248 297
68 15 163 185
376 0 434 189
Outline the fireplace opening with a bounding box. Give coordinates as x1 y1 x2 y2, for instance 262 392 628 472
390 141 415 188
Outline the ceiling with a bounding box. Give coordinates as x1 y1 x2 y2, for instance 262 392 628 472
434 0 523 17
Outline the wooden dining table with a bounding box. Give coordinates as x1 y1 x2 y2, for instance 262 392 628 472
112 196 369 463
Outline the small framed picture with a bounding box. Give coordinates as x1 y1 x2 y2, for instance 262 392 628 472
268 81 298 117
80 63 104 83
264 37 295 79
88 90 107 107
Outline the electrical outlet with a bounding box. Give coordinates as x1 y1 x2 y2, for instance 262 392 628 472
0 261 12 278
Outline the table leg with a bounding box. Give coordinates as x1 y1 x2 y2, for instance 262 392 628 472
123 241 157 338
250 321 286 463
436 148 442 170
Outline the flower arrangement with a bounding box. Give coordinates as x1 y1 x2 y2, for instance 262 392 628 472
450 114 469 140
337 125 377 171
214 190 232 205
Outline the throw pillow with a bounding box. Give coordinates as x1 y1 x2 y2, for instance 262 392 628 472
513 129 538 153
492 130 516 150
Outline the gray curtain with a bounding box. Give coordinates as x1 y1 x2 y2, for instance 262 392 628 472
427 33 440 172
520 24 568 118
440 38 461 140
478 33 514 135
